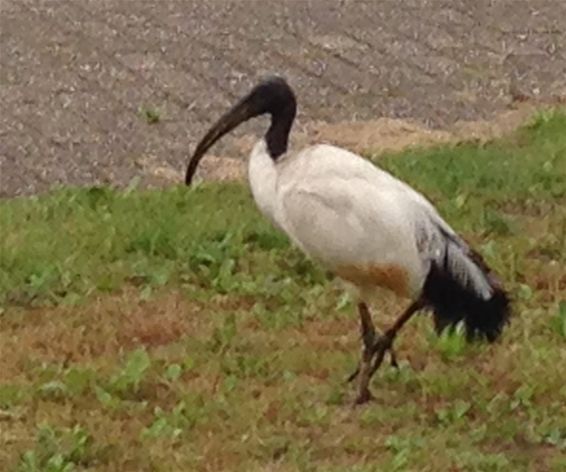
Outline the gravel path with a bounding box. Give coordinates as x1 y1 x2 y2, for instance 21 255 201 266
1 0 565 196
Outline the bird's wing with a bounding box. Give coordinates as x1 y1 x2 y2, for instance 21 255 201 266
412 205 494 299
279 143 451 225
278 170 423 279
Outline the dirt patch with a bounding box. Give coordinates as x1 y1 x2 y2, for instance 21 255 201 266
0 290 205 380
307 102 542 153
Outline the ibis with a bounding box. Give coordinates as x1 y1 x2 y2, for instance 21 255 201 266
185 76 511 404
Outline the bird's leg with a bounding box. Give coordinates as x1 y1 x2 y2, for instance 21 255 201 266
346 302 374 384
354 301 416 405
347 303 399 385
368 299 425 380
354 302 376 404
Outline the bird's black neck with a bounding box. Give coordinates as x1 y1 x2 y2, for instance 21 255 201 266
265 102 296 160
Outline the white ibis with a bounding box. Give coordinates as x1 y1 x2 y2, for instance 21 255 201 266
185 76 511 404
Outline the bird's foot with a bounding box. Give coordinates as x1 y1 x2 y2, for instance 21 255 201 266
349 334 397 405
349 300 423 403
353 387 375 406
346 340 398 384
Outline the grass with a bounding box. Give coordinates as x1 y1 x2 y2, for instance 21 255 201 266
1 109 565 471
138 106 161 124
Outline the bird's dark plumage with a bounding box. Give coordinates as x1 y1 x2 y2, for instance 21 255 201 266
423 238 511 342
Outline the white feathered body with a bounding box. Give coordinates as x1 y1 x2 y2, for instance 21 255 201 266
248 140 493 302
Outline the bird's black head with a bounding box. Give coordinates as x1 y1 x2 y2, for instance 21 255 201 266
244 76 296 118
185 76 297 185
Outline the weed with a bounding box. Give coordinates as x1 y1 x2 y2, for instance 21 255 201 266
208 312 238 354
163 363 183 382
384 435 424 471
141 401 195 440
112 348 151 394
551 301 566 338
428 322 468 361
92 348 152 409
435 400 472 425
452 450 510 471
18 424 101 472
36 381 68 402
138 105 161 124
0 384 27 408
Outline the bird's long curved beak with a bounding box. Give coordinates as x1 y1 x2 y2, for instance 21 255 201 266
185 99 256 186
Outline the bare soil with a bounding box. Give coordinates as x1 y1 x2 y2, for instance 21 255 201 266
1 0 565 196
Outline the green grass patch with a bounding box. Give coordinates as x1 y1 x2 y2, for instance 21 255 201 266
1 109 565 471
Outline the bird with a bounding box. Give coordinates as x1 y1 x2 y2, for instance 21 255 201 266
184 76 511 404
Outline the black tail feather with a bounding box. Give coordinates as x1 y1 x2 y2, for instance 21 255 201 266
423 250 511 342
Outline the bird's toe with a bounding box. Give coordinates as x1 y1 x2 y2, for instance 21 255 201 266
346 364 360 383
354 388 375 406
